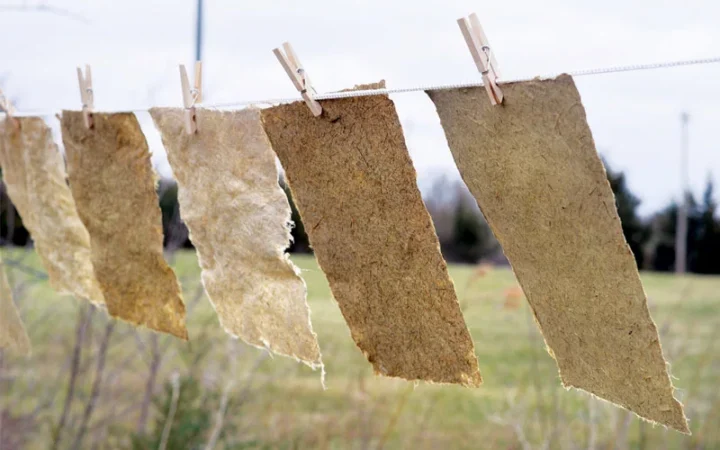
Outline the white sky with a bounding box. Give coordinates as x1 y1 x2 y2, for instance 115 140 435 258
2 0 719 215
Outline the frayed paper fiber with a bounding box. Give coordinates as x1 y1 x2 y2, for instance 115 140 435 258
61 112 187 339
149 107 322 368
261 81 481 387
0 117 103 304
428 75 688 432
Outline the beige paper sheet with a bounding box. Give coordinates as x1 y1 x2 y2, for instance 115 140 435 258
0 117 103 304
428 75 688 432
60 112 187 339
261 82 481 387
0 254 31 354
149 107 322 367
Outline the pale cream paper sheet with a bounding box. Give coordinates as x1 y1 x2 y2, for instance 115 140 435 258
150 107 322 368
0 117 103 304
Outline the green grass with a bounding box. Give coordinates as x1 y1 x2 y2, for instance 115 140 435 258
2 249 720 449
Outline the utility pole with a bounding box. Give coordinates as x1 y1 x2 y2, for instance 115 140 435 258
195 0 203 62
675 112 690 274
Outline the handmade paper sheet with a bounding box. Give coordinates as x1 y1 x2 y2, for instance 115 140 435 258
0 255 31 355
261 82 481 387
149 107 322 368
428 74 687 431
0 117 103 304
61 112 187 339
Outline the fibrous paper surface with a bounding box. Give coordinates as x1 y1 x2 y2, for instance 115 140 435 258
428 75 688 432
61 112 187 339
149 107 322 367
0 117 103 304
261 82 481 387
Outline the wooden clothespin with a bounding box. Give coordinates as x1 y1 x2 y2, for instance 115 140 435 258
457 13 503 105
273 42 322 117
0 88 20 129
179 61 202 134
76 65 94 128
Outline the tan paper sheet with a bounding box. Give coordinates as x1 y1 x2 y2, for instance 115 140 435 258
428 75 688 431
0 254 31 354
0 118 103 304
60 112 187 339
149 107 322 367
261 82 481 387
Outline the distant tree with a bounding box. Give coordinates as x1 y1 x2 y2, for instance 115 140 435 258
424 174 499 264
603 159 649 269
689 177 720 274
156 179 191 250
0 169 30 246
449 189 498 263
279 177 311 254
423 174 457 246
647 200 682 272
645 177 720 274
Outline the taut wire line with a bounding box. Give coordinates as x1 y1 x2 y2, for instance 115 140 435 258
4 55 720 117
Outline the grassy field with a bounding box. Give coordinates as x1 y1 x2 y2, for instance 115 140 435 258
2 249 720 449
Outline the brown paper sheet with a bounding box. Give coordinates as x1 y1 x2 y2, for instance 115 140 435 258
60 112 187 339
149 107 322 367
428 75 688 431
0 254 31 354
0 118 104 304
261 82 481 387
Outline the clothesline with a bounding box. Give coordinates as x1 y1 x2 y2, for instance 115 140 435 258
5 55 720 117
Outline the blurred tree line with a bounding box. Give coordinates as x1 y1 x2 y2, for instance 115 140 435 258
1 161 719 273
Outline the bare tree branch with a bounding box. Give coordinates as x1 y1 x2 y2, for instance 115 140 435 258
136 333 161 434
204 380 234 450
158 373 180 450
72 320 115 449
0 2 90 23
50 304 94 450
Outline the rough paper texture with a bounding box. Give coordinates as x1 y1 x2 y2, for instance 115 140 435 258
428 75 688 432
0 117 103 304
0 255 31 354
149 107 322 367
60 112 187 339
261 82 481 387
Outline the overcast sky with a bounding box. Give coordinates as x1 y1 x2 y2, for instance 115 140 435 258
2 0 718 215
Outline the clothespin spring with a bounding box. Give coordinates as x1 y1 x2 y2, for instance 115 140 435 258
297 68 314 95
480 47 493 74
81 87 93 128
